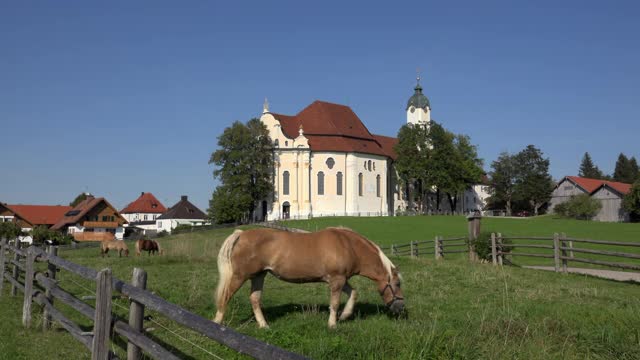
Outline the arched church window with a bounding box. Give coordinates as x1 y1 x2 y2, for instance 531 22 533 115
285 140 288 147
274 139 279 147
326 157 335 169
368 160 372 171
373 162 376 171
376 175 381 198
317 171 325 195
283 171 290 195
337 172 343 195
358 173 363 197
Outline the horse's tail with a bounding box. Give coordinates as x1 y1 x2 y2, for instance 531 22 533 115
135 240 141 256
215 229 243 308
156 240 164 255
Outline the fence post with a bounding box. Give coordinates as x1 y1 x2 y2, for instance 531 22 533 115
391 244 397 256
568 239 574 259
497 233 503 265
0 237 6 295
413 241 419 258
490 233 497 265
553 233 560 273
410 241 416 258
128 268 147 360
11 240 21 296
466 214 482 262
92 268 113 360
560 233 568 273
435 236 443 260
22 247 36 328
43 245 58 330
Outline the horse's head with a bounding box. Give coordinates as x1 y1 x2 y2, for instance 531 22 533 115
124 248 130 257
379 268 404 315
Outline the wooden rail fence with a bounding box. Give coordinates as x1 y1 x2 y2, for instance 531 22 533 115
389 236 468 260
489 233 640 273
0 237 306 360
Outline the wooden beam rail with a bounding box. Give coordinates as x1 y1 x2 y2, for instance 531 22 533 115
561 256 640 271
560 247 640 260
562 238 640 247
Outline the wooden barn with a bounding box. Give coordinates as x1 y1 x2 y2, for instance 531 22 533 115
549 176 631 222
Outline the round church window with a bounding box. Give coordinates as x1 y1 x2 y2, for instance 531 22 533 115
326 157 335 169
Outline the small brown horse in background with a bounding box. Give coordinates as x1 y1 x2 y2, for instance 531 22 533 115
214 227 404 329
135 239 163 256
101 240 129 257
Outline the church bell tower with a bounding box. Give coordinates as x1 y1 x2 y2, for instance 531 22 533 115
406 75 431 126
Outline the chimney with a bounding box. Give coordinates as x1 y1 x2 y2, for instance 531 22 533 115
181 195 188 201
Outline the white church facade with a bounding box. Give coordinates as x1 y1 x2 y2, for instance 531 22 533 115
258 79 489 221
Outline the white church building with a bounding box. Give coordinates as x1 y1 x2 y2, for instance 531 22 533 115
258 78 489 221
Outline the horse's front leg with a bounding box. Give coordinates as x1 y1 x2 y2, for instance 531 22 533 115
250 272 269 328
339 282 357 321
328 277 346 329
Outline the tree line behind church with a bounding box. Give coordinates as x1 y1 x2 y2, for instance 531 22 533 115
205 117 639 223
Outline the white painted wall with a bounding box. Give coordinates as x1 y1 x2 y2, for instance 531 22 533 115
407 106 431 126
122 213 162 223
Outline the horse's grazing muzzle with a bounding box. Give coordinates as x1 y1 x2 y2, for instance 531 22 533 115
389 300 405 315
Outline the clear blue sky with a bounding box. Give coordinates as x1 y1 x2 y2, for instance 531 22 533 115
2 1 639 211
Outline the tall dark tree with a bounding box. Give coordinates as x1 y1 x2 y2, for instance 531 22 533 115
489 152 518 216
613 153 639 183
578 152 604 179
623 180 640 222
69 193 89 207
208 119 274 223
514 145 554 216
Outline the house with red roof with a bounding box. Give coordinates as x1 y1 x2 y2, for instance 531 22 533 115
51 195 128 241
0 202 71 231
550 176 631 222
121 192 166 234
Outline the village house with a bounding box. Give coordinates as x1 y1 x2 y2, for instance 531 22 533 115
51 195 128 241
549 176 631 222
121 192 167 235
0 203 71 232
156 195 208 233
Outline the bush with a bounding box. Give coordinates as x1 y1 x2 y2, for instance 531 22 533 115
0 222 23 239
173 224 193 233
473 231 512 261
555 194 601 220
156 230 169 238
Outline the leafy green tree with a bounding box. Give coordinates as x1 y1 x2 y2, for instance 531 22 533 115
394 123 431 211
0 221 22 239
555 194 602 220
623 180 640 222
613 153 639 184
208 119 274 224
489 152 518 216
578 152 604 179
69 193 89 207
514 145 554 216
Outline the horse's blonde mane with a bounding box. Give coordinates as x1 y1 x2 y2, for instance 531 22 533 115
329 226 396 281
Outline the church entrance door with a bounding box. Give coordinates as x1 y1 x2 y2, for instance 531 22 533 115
282 202 290 219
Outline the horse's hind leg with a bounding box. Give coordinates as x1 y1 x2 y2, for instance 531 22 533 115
213 274 246 324
249 272 269 328
328 276 346 329
339 282 357 321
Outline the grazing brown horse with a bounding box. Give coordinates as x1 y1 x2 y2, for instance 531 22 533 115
101 240 129 257
213 227 404 329
135 239 163 256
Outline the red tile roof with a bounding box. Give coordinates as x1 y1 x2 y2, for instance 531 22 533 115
373 134 399 160
121 192 167 214
6 205 72 226
271 101 393 158
565 176 631 195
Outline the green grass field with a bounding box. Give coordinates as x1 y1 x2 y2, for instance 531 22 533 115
1 216 639 359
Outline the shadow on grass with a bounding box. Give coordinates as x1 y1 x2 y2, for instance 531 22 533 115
241 302 398 323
